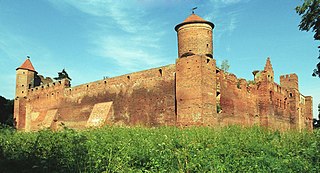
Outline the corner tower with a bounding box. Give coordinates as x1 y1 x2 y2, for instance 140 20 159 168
14 57 37 130
15 57 37 98
175 13 214 58
175 13 217 126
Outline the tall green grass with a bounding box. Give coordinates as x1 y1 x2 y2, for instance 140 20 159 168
0 125 319 172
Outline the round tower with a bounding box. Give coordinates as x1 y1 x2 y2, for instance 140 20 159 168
175 13 217 126
175 13 215 58
15 57 37 98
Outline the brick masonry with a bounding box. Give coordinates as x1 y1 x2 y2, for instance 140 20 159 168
14 14 313 131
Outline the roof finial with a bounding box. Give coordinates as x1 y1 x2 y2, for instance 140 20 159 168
264 57 273 72
27 55 30 59
192 7 197 14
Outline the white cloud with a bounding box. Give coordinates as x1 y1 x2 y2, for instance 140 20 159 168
204 0 249 55
228 15 237 33
220 0 242 4
210 0 249 5
205 0 246 33
47 0 250 75
49 0 170 73
51 0 147 33
92 35 165 72
0 31 29 63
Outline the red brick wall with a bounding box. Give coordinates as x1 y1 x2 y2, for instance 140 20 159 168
280 74 299 91
176 23 213 58
176 55 217 126
23 65 176 130
217 72 260 126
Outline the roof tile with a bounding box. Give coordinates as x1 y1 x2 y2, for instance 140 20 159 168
17 58 36 72
183 14 206 23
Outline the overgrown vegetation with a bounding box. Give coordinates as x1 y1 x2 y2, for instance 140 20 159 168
0 126 319 172
313 103 320 129
220 59 230 72
0 96 14 126
217 104 222 113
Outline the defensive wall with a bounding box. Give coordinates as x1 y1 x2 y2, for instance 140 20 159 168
14 13 313 131
16 64 176 131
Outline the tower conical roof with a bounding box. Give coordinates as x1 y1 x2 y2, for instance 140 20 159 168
175 13 214 31
16 58 36 72
183 13 206 23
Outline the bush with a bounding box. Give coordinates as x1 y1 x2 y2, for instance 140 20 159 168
0 126 319 172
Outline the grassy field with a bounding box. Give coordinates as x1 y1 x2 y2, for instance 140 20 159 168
0 125 319 172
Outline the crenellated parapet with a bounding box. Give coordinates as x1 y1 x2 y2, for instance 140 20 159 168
280 73 299 91
13 13 313 131
27 79 70 99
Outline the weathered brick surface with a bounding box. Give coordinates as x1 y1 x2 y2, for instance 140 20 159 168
176 55 217 126
15 65 176 130
86 102 113 127
176 23 213 58
13 14 313 131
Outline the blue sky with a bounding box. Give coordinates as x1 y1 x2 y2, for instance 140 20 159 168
0 0 319 117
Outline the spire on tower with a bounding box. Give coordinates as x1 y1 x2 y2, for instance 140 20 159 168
264 57 273 72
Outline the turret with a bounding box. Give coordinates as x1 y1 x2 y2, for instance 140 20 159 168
175 13 217 126
280 73 299 91
264 57 274 82
175 13 214 58
15 57 37 98
257 58 275 128
14 57 38 130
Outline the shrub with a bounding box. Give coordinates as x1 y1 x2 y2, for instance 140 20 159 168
0 126 319 172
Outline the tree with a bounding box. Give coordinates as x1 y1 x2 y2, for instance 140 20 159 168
296 0 320 77
318 103 320 119
313 118 320 129
0 96 14 126
220 59 230 72
314 103 320 129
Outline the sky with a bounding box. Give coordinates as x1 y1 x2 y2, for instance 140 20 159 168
0 0 319 118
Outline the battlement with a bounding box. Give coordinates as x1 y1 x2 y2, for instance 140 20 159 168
280 73 299 90
273 83 285 94
13 13 313 132
27 79 70 95
27 64 176 102
65 64 176 96
280 73 298 80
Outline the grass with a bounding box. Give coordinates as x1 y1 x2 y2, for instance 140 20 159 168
0 125 319 172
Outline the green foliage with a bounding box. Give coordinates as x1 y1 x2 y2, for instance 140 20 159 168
314 103 320 129
217 104 222 113
0 96 14 126
318 103 320 118
0 126 319 172
220 59 230 72
237 81 241 89
247 80 256 85
296 0 320 77
313 118 320 129
296 0 320 40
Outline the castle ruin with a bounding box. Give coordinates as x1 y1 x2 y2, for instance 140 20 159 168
14 14 313 131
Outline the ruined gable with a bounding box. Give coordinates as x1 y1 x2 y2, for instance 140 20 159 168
14 14 313 131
